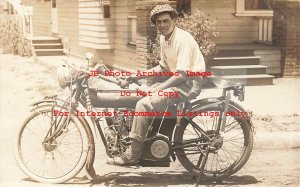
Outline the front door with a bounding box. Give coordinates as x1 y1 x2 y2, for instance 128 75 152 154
51 0 58 34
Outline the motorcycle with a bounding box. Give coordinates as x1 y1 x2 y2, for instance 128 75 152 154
14 53 254 185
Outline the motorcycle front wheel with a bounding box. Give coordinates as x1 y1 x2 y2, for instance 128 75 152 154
14 105 90 183
174 104 253 180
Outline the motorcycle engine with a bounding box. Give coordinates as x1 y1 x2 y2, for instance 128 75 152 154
104 108 133 157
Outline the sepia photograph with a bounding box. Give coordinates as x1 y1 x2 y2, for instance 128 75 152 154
0 0 299 186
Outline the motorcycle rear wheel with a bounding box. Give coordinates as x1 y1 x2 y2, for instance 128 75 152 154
174 104 253 180
14 106 90 183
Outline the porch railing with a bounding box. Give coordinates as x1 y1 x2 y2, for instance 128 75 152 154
257 16 273 44
2 0 33 37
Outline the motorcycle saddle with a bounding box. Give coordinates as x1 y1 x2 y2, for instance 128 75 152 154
203 76 244 89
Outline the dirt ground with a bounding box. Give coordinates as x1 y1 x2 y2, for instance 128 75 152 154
0 54 299 187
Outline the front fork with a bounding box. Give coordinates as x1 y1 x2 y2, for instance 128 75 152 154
31 95 98 180
194 90 232 186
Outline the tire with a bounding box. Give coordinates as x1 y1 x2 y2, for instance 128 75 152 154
14 105 90 183
174 104 253 180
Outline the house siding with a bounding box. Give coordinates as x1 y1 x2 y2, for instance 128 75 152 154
192 0 259 44
22 0 51 36
78 0 114 49
54 0 114 60
57 0 83 56
0 5 4 14
21 0 137 70
56 0 137 70
108 0 137 70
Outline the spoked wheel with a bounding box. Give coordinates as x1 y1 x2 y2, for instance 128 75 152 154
174 105 253 180
14 106 90 183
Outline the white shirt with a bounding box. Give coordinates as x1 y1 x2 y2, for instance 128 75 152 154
159 27 206 73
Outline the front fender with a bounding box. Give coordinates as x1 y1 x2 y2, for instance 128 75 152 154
29 96 67 111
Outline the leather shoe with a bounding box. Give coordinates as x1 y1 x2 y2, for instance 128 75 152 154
106 139 143 166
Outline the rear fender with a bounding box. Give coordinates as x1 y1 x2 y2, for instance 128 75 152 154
189 97 253 129
173 97 254 146
190 97 254 126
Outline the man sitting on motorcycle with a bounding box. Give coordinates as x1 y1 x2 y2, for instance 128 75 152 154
107 4 206 166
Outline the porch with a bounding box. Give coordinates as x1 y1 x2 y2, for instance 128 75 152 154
26 36 65 56
210 43 281 85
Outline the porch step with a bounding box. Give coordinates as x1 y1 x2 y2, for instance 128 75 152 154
212 56 261 66
218 74 274 86
32 38 62 44
211 65 267 75
215 49 254 57
210 43 281 85
32 36 64 56
33 43 63 49
35 49 64 56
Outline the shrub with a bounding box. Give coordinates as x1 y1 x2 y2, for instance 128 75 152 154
148 9 218 67
0 16 33 57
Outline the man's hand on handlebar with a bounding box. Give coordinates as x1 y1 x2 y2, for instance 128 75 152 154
117 78 130 89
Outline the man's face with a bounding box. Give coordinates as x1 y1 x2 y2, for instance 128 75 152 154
155 13 175 37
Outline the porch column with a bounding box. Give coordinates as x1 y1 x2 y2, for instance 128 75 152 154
271 0 300 77
135 0 175 70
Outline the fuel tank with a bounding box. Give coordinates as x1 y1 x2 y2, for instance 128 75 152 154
90 89 142 108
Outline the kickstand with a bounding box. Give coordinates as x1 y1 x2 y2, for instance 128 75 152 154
194 147 210 187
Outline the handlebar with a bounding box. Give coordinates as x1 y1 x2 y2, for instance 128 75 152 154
63 59 142 89
128 77 142 86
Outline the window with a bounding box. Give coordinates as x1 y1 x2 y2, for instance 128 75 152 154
51 0 56 8
103 5 110 18
170 0 191 16
128 15 137 45
245 0 271 10
236 0 273 43
236 0 273 16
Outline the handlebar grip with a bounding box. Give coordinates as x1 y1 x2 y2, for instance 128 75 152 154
128 77 142 86
134 80 142 86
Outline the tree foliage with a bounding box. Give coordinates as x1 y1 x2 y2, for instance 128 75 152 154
176 9 218 62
